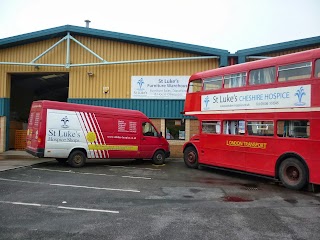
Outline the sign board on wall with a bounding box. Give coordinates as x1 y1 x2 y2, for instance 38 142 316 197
131 76 189 99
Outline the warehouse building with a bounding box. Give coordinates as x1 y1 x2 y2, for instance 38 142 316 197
0 24 319 157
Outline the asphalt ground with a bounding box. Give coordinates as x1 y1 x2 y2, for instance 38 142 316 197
0 153 320 240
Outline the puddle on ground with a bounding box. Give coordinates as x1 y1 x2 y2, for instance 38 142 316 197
222 196 253 202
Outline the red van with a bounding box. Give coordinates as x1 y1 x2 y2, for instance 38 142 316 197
26 100 170 167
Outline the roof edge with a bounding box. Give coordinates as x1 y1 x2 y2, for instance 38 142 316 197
236 35 320 55
0 25 229 56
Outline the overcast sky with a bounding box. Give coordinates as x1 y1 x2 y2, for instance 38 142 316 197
0 0 319 53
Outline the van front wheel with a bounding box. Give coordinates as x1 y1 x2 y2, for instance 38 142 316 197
68 150 86 168
152 150 165 165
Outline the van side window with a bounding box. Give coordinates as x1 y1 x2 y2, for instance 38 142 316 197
142 122 157 137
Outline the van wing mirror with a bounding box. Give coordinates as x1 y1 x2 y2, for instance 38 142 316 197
158 131 163 137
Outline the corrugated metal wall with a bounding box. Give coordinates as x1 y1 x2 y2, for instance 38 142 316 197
0 38 68 97
0 35 218 99
68 36 218 98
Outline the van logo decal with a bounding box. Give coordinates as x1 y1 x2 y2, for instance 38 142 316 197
61 116 69 128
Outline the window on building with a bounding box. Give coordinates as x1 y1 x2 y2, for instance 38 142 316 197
142 122 158 137
202 121 221 134
277 120 309 138
223 120 245 135
203 76 223 90
249 67 275 85
247 121 274 136
165 119 185 140
315 59 320 78
188 79 202 93
224 72 246 88
278 62 312 82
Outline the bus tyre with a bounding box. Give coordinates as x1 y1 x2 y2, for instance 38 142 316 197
184 146 199 169
68 150 86 168
152 150 165 165
56 158 67 164
279 158 308 190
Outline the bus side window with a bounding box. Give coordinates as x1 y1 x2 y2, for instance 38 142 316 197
247 121 274 136
202 121 221 134
223 120 245 135
277 120 309 138
249 67 275 85
203 76 223 91
315 59 320 78
188 79 203 93
278 62 312 82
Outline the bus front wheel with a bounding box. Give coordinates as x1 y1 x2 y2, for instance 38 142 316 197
279 158 308 190
184 146 199 169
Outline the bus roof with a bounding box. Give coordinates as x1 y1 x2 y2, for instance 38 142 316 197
190 48 320 80
32 100 147 118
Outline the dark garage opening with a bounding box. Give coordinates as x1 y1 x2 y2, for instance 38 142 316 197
9 73 69 150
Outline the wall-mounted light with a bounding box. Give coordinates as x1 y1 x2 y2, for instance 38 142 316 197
103 86 109 94
87 72 94 77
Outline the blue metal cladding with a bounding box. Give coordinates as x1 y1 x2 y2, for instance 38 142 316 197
68 99 192 119
0 98 10 116
0 98 10 150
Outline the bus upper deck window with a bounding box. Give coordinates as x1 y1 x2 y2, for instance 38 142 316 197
203 76 223 91
224 72 247 88
278 62 311 82
315 59 320 78
188 79 202 93
249 67 275 85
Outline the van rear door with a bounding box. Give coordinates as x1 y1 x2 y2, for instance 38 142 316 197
26 102 44 156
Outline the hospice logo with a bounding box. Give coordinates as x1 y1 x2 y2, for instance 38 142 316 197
136 78 145 90
61 116 69 128
294 86 306 106
203 96 210 110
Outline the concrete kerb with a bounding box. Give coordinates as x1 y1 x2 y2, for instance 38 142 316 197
0 150 54 172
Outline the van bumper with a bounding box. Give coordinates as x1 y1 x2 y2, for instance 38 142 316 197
165 151 170 158
26 148 44 158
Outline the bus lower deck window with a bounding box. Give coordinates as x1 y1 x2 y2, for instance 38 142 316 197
277 120 309 138
247 121 274 136
202 121 221 134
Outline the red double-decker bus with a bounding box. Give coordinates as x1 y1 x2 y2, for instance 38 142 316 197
183 48 320 190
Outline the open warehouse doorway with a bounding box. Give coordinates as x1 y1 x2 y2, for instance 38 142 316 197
9 73 69 150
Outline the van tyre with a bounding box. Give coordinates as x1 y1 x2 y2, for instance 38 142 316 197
68 150 86 168
152 150 165 165
279 158 308 190
184 146 199 169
